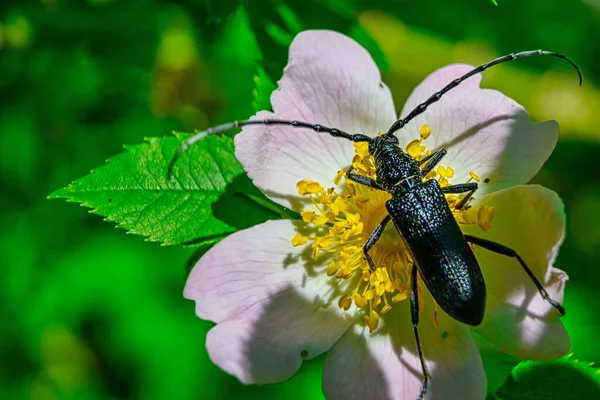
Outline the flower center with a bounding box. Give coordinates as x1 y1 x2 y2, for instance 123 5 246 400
291 124 494 332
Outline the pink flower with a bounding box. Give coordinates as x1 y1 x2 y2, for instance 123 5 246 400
184 30 569 399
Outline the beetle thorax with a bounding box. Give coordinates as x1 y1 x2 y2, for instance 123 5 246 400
368 135 421 191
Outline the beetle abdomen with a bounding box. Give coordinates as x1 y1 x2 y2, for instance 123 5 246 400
386 179 486 326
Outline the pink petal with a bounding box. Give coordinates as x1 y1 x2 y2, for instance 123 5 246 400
461 185 570 360
235 30 397 211
323 302 486 400
184 219 351 383
397 64 558 197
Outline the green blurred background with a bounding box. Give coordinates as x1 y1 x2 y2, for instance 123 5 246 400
1 0 599 398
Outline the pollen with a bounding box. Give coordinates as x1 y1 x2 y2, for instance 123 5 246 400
406 124 434 159
437 165 454 178
352 142 376 177
291 233 308 247
364 309 380 333
406 139 427 159
434 166 452 187
419 124 432 139
292 124 495 333
469 171 481 182
297 179 324 195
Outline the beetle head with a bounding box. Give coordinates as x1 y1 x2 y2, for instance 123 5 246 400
368 133 400 157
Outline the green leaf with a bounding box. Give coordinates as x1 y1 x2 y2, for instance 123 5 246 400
244 0 291 82
50 134 282 246
487 356 600 400
243 0 387 83
205 0 243 23
253 65 277 112
491 0 499 5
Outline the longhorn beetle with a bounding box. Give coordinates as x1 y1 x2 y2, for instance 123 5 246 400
170 50 581 400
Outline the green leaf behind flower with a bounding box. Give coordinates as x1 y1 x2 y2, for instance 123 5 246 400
253 65 277 112
242 0 388 84
50 134 283 247
487 356 600 400
204 0 243 23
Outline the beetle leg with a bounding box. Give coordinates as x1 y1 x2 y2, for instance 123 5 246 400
362 215 391 271
347 172 385 191
464 234 566 316
420 148 448 177
417 149 439 166
411 265 430 400
440 182 478 194
453 189 476 211
441 183 478 211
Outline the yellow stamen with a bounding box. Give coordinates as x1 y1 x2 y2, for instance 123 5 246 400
317 190 333 204
392 291 408 302
327 260 340 276
352 293 365 307
334 170 345 185
330 197 348 218
381 301 392 314
291 233 308 247
469 170 481 182
424 170 437 180
406 139 426 159
346 212 360 225
313 215 330 226
420 124 432 139
437 165 455 179
338 294 352 311
301 210 316 223
297 180 323 195
364 309 380 333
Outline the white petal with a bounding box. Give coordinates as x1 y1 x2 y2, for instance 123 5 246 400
323 301 486 400
462 185 570 360
184 219 352 383
397 64 558 197
235 30 397 211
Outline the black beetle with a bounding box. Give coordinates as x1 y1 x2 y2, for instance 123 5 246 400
170 50 581 400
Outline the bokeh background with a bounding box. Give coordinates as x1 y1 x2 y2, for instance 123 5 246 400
2 0 599 398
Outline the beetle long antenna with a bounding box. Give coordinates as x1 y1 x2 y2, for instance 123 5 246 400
167 119 371 177
386 50 583 136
